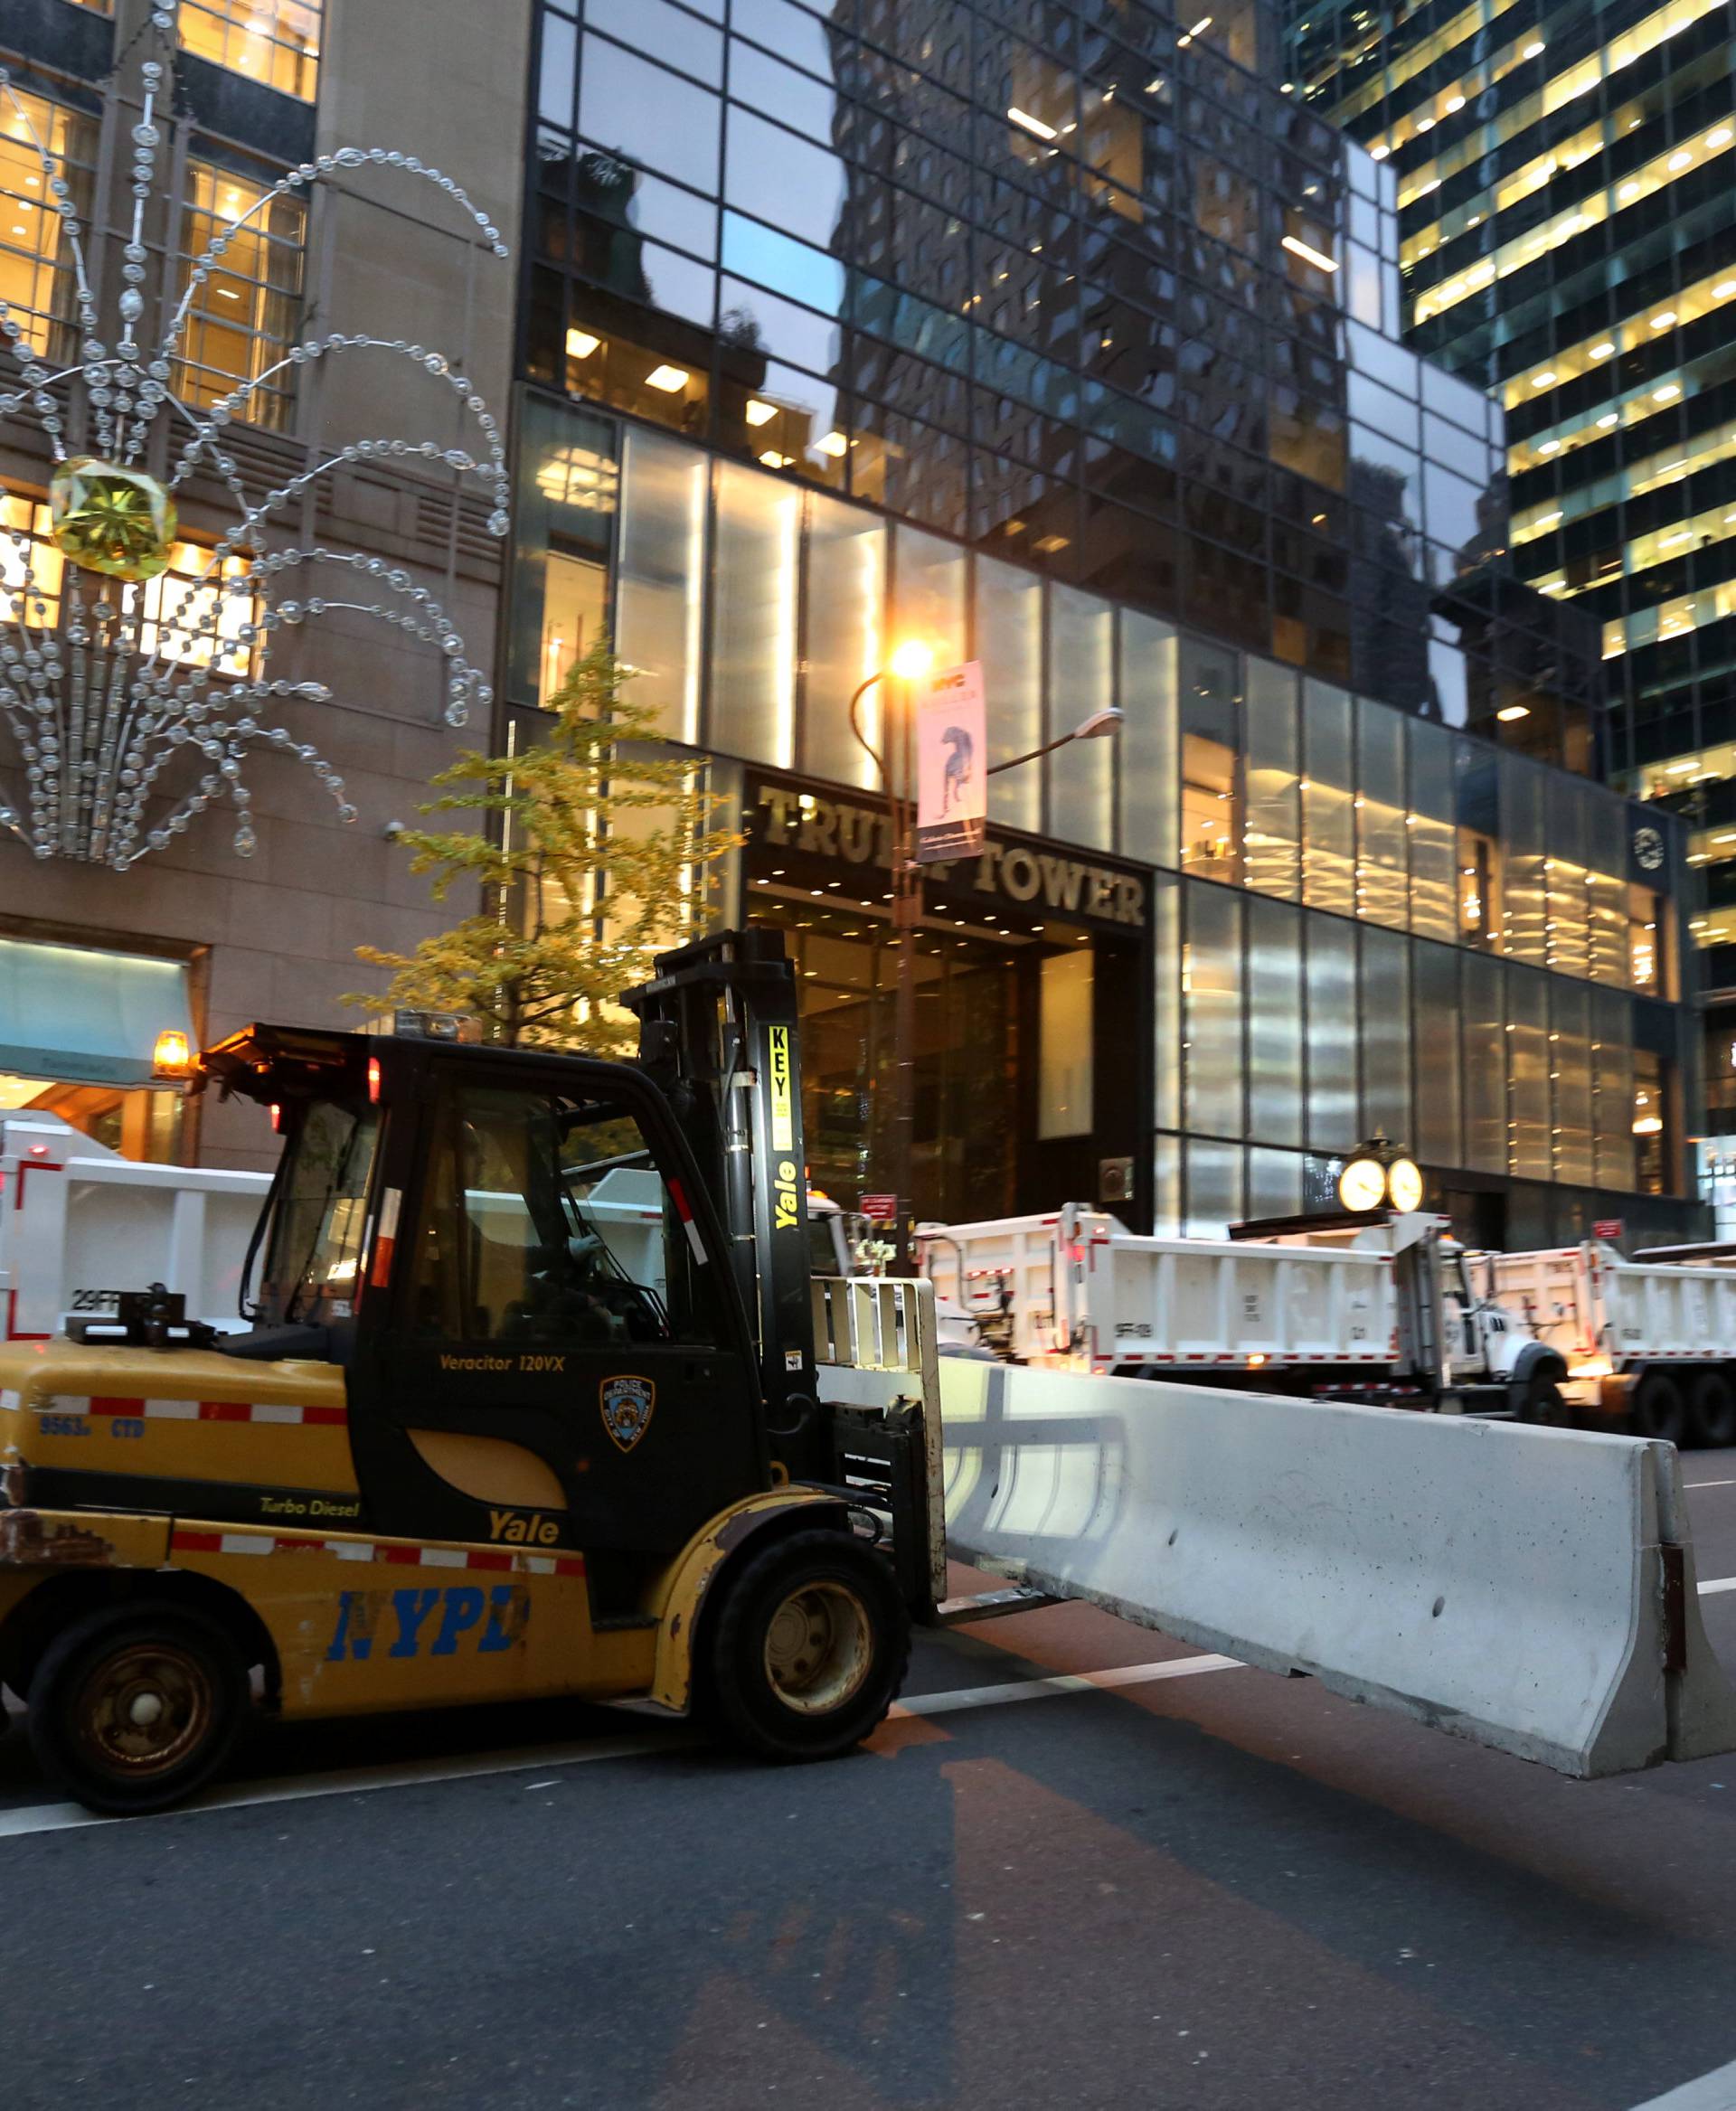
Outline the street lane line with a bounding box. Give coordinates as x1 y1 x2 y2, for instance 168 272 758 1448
892 1654 1243 1718
0 1653 1244 1838
1701 1577 1736 1597
1626 2055 1736 2109
1687 1480 1736 1490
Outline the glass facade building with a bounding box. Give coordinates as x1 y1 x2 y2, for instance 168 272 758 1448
1286 0 1736 1159
513 0 1706 1243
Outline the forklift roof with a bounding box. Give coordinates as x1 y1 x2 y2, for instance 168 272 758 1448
196 1022 367 1103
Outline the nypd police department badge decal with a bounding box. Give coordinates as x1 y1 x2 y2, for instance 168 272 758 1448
600 1374 656 1453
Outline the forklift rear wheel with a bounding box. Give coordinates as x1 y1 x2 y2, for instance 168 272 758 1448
1687 1371 1736 1449
1631 1372 1686 1446
708 1529 910 1762
28 1604 248 1816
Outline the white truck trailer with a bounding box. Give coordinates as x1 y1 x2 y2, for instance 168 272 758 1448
919 1202 1572 1422
1486 1241 1736 1447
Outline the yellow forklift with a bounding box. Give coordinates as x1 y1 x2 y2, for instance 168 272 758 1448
0 931 947 1814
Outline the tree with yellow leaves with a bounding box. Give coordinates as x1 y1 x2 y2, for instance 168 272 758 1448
353 637 741 1051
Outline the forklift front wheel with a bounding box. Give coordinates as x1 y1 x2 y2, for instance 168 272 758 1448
27 1604 248 1816
708 1529 910 1762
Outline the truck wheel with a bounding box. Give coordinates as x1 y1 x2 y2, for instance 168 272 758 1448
707 1528 910 1763
28 1604 248 1816
1687 1372 1736 1450
1631 1373 1685 1445
1522 1379 1571 1428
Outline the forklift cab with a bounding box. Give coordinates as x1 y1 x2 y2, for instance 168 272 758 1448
204 1024 767 1559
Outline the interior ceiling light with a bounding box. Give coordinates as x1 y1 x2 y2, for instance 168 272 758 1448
1370 142 1390 159
744 398 778 426
1523 39 1544 55
1531 371 1556 387
758 449 793 468
815 430 847 457
1651 312 1677 329
1445 93 1466 111
1496 703 1531 721
1033 533 1071 552
1669 150 1692 170
1145 77 1164 92
1538 439 1560 455
1590 341 1615 356
1716 281 1736 297
1598 412 1619 427
1415 116 1434 132
645 363 689 391
1654 382 1681 401
1006 106 1057 140
1711 127 1733 146
1281 233 1338 273
564 328 600 359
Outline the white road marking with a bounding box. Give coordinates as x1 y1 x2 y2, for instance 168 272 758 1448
1701 1577 1736 1597
0 1652 1244 1838
891 1654 1243 1718
1626 2054 1736 2109
1687 1479 1736 1490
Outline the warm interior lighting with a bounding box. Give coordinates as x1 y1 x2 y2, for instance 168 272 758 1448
1522 38 1544 55
1495 704 1531 722
1651 312 1677 329
1532 372 1556 388
815 430 847 457
1033 532 1071 552
1654 382 1681 401
152 1029 192 1076
644 363 690 392
1591 341 1615 357
1006 107 1058 140
1281 234 1338 273
889 639 936 681
564 329 600 360
744 399 778 426
757 449 793 468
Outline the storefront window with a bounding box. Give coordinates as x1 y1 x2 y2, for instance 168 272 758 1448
711 459 799 765
1184 882 1243 1141
510 397 617 715
1185 1137 1244 1238
1306 911 1358 1153
1247 896 1303 1147
1628 886 1663 994
1633 1048 1667 1195
1552 980 1595 1186
1243 660 1300 901
1359 923 1410 1144
1461 951 1506 1174
1413 940 1462 1168
1038 950 1094 1139
1593 993 1637 1193
1507 967 1551 1179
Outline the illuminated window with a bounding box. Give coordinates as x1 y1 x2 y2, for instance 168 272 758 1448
0 90 98 365
0 490 65 629
137 542 257 676
171 157 307 430
178 0 323 103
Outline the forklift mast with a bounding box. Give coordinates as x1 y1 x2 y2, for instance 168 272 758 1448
621 928 826 1479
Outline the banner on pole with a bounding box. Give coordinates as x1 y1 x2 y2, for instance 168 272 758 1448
914 660 986 864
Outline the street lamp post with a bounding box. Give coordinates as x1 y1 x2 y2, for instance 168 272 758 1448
847 652 1123 1271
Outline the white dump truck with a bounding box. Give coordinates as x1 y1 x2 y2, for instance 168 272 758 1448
1486 1240 1736 1447
919 1203 1571 1421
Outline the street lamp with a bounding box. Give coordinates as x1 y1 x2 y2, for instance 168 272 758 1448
845 652 1123 1269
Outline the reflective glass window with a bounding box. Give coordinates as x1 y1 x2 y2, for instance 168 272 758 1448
1302 679 1355 916
1247 1146 1303 1220
1500 754 1548 967
587 0 722 86
1593 991 1637 1193
1305 911 1358 1153
1359 924 1410 1144
1179 638 1241 885
1039 951 1095 1139
1244 659 1300 901
1356 698 1407 929
1552 980 1595 1186
1118 609 1178 871
579 37 722 194
617 424 706 743
1156 873 1181 1134
1507 967 1552 1180
803 495 887 790
510 396 617 714
977 555 1043 834
1184 1137 1243 1238
725 107 848 251
1407 719 1458 942
891 526 967 668
710 459 800 765
1461 952 1506 1176
1184 882 1243 1141
1154 1131 1182 1238
1412 940 1462 1171
1247 896 1303 1148
1048 585 1115 852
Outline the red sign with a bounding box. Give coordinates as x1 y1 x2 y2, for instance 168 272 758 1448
858 1193 898 1221
1593 1219 1624 1240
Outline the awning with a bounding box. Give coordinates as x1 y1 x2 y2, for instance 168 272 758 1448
0 939 194 1088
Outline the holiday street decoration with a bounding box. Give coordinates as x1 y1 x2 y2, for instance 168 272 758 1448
0 3 508 869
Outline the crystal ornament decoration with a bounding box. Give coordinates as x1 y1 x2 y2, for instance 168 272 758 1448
0 5 509 871
49 457 178 581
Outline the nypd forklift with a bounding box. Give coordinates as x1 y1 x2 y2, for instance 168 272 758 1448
0 932 947 1814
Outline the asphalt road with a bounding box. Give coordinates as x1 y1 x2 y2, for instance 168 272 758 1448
4 1452 1736 2111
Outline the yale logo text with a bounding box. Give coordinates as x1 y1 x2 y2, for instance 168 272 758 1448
487 1508 561 1544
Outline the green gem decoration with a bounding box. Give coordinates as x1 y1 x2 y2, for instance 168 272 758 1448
48 457 179 582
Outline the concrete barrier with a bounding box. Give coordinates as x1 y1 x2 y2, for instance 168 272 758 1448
940 1360 1736 1778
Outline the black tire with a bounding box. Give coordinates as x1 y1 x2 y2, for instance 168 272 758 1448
28 1604 248 1816
706 1527 910 1763
1522 1378 1571 1428
1687 1371 1736 1450
1631 1372 1686 1446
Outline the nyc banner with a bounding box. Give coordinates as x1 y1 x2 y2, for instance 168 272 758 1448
915 660 986 865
